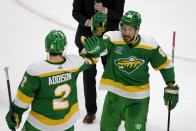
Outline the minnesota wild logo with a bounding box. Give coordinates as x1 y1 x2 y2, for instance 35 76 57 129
114 56 144 74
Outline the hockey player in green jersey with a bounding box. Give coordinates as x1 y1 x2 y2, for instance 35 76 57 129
83 11 179 131
5 30 98 131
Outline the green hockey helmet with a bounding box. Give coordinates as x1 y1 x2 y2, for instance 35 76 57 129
45 30 67 54
120 10 142 28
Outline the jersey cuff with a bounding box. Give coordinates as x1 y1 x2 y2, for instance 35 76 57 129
160 67 175 84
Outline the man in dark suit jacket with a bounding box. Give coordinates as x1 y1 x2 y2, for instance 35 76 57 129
72 0 125 123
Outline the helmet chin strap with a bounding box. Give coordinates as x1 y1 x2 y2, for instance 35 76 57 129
129 28 139 44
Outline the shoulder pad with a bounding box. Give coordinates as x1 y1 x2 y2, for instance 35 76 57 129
65 55 85 66
104 31 123 43
137 35 159 49
26 60 46 76
27 55 85 76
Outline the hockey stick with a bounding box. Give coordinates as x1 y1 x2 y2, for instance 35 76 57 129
167 31 176 131
172 31 176 64
4 67 16 131
167 101 171 131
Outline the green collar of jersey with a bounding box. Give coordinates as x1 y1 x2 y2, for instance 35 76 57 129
130 35 141 48
45 58 66 65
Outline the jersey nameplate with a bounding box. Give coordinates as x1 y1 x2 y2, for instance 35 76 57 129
49 73 72 85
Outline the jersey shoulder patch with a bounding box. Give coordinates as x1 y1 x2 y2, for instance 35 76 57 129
136 35 158 50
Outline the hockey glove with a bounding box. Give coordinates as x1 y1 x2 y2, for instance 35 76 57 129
84 36 106 58
5 103 27 130
164 84 179 110
91 12 107 36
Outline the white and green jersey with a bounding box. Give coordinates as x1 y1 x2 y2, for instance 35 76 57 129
13 55 96 131
100 31 175 99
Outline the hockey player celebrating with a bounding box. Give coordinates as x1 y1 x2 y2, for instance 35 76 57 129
5 30 98 131
83 11 179 131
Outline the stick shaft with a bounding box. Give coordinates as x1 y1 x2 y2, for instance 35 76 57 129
4 67 16 131
4 67 13 110
167 31 176 131
172 31 176 63
167 101 171 131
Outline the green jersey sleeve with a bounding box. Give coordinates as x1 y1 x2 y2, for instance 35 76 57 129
150 46 170 70
79 51 98 71
149 44 175 84
14 71 40 109
160 67 175 84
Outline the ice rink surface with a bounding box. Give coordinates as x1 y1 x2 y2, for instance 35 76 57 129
0 0 196 130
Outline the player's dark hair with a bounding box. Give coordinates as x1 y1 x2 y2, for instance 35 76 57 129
49 53 62 56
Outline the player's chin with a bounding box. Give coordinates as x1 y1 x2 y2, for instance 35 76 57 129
124 38 131 43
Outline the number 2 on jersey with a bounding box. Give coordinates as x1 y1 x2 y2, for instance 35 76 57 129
53 83 71 110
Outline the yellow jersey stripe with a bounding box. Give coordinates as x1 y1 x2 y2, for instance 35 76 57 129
29 103 79 126
154 59 170 70
135 45 155 50
17 90 34 104
80 36 86 45
113 41 127 44
100 78 149 92
91 58 98 64
38 68 80 77
47 59 64 63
